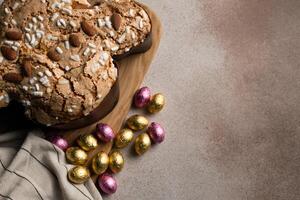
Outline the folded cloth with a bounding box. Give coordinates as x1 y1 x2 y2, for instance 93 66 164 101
0 130 102 200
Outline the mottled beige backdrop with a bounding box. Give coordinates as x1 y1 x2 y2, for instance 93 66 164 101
105 0 300 200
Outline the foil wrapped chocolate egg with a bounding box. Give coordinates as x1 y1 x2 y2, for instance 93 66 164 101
126 115 149 131
92 151 109 175
135 133 151 155
109 151 124 173
115 128 134 149
68 166 90 184
66 147 88 165
147 93 165 114
147 122 165 143
77 134 98 151
134 87 151 108
49 135 68 151
96 123 116 142
98 173 117 195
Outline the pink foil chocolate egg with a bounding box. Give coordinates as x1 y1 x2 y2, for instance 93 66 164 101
49 135 68 151
98 173 117 195
134 87 151 108
96 123 116 142
147 122 165 143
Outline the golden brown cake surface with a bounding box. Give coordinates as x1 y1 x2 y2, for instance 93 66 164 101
0 0 151 126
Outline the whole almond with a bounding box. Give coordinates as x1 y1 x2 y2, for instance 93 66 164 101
5 28 22 40
69 34 81 47
3 72 23 83
81 21 97 36
1 46 17 60
22 59 33 77
72 0 90 9
111 13 122 31
47 48 61 61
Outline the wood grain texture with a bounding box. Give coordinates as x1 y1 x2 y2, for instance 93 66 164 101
55 4 162 181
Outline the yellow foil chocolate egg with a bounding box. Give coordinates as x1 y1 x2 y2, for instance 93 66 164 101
126 115 149 131
77 134 98 151
92 151 109 175
68 166 90 184
147 93 165 114
135 133 151 155
66 147 88 165
115 128 134 148
109 151 124 173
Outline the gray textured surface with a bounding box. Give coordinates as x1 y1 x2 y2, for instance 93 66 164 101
104 0 300 200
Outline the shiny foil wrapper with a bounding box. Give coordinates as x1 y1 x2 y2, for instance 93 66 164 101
68 166 90 184
49 135 68 151
147 93 165 114
147 122 165 143
135 133 151 155
98 173 117 194
109 151 124 173
92 151 109 175
115 128 134 148
66 147 88 165
77 134 98 151
96 123 116 142
126 115 149 131
134 87 151 108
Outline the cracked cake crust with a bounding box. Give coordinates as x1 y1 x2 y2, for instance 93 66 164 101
0 0 151 126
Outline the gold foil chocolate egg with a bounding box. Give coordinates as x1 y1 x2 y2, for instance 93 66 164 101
126 115 149 131
147 93 165 114
66 147 88 165
92 151 109 175
135 133 151 155
77 134 98 151
109 151 124 173
68 166 90 184
115 128 134 148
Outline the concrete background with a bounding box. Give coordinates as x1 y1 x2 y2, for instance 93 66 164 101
105 0 300 199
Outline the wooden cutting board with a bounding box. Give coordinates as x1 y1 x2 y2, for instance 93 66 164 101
56 5 162 181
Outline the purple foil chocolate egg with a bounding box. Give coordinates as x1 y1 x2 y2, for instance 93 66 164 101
96 123 116 142
134 87 151 108
49 136 68 151
147 122 165 143
98 173 117 195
